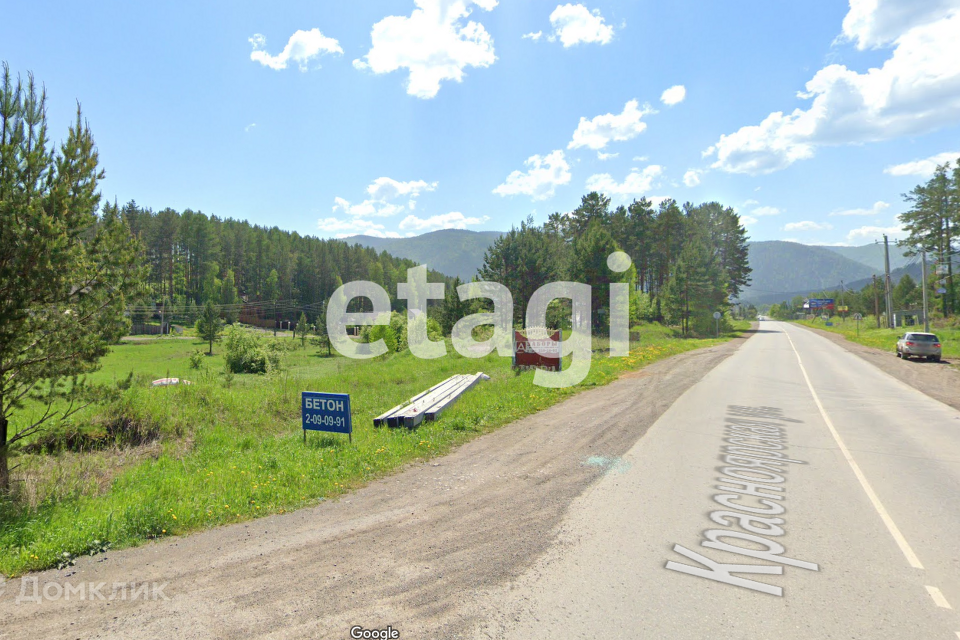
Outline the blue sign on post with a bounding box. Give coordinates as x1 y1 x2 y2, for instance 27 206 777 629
302 392 352 443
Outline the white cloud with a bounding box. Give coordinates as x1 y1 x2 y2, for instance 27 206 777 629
632 155 649 162
840 0 957 50
740 215 759 226
244 123 256 132
597 152 619 161
710 4 960 174
249 29 343 71
830 200 891 216
399 212 489 231
493 150 571 200
784 220 833 231
661 85 686 106
366 177 438 201
585 165 663 198
701 145 716 158
846 224 906 242
548 4 614 47
523 31 543 41
884 151 960 176
683 169 702 187
317 217 401 239
569 100 651 150
743 199 760 206
752 206 781 216
334 177 437 218
353 0 498 99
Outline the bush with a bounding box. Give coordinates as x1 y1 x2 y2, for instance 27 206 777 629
223 326 285 374
188 350 205 370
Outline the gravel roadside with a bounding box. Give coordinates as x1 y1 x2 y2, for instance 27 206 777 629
795 323 960 413
0 332 754 640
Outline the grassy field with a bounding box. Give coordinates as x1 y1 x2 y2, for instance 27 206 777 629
796 315 960 359
1 322 748 576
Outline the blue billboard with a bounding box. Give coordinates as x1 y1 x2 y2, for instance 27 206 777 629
302 392 352 442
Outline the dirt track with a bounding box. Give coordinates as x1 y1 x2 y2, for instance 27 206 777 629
0 333 752 640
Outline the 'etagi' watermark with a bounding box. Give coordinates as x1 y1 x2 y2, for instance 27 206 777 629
327 252 636 388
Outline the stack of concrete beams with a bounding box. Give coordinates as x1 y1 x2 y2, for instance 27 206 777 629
374 372 489 429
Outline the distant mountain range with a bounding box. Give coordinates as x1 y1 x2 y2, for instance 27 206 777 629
741 241 917 303
343 229 923 304
344 229 504 281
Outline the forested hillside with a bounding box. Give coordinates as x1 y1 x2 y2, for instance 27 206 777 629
742 241 876 301
110 201 453 325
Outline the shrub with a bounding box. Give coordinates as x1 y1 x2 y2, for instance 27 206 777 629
223 326 285 374
188 350 205 369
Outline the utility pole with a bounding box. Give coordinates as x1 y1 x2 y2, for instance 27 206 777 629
921 249 930 333
840 280 845 323
873 275 881 328
883 235 894 329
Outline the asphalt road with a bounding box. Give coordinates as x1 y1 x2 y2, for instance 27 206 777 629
473 321 960 640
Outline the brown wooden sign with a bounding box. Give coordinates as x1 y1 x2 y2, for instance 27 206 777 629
513 330 562 371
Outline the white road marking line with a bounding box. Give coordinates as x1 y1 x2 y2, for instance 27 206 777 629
784 330 925 570
925 585 953 609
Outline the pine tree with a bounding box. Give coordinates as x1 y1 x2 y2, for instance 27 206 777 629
220 268 239 323
296 311 310 348
0 64 145 490
196 300 223 355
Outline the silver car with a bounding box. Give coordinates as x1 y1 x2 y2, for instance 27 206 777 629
896 332 942 362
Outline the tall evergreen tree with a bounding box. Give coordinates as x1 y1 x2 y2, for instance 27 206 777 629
0 64 145 490
195 300 223 355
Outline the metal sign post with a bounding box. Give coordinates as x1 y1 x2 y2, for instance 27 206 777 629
713 311 721 338
853 313 863 337
302 392 353 444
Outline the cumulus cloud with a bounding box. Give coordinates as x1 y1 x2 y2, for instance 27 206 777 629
249 29 343 71
523 31 543 41
366 177 438 201
317 217 402 238
884 151 960 176
493 150 572 200
585 165 663 198
661 85 686 106
847 224 906 242
683 169 702 187
752 206 781 216
569 100 651 150
709 3 960 174
784 221 833 231
353 0 498 99
399 212 489 231
597 152 619 161
334 177 438 218
830 201 891 216
740 215 759 226
548 3 614 47
840 0 957 50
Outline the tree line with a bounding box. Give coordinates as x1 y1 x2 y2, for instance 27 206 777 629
898 157 960 317
111 200 454 327
768 155 960 322
477 193 751 335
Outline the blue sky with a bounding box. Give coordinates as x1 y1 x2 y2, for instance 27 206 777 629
3 0 959 246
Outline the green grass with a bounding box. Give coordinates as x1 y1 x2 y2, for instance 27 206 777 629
796 316 960 359
0 322 748 576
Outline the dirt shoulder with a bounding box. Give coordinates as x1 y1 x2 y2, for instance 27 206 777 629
796 324 960 412
0 332 753 640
